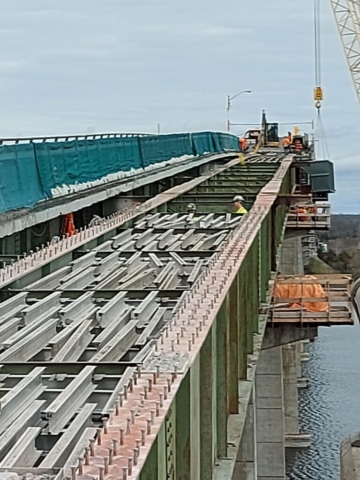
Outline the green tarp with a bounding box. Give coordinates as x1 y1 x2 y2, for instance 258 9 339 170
0 131 239 214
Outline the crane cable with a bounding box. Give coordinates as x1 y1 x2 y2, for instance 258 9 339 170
314 0 321 96
313 0 330 159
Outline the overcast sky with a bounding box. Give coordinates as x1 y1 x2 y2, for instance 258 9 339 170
0 0 358 213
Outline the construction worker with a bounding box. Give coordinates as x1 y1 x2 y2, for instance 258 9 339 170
186 203 197 223
233 195 248 215
287 131 293 144
282 136 291 153
186 203 196 214
290 205 308 222
239 137 247 153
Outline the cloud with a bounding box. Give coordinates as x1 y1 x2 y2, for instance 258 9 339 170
0 0 356 212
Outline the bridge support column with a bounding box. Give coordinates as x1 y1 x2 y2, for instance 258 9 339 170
233 387 257 480
282 344 311 448
297 341 310 389
255 346 286 480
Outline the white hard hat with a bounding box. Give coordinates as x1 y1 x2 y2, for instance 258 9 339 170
187 203 196 211
233 195 244 202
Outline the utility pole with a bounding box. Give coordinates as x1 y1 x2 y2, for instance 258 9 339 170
227 90 252 131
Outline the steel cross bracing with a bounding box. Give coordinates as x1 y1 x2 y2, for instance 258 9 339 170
0 152 288 479
329 0 360 107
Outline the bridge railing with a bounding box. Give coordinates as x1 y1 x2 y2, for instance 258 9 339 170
0 131 240 215
0 132 151 145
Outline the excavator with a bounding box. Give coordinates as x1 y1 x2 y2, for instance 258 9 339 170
244 110 311 153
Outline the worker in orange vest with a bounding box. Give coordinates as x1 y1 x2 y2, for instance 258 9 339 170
282 136 291 153
297 206 309 222
239 137 247 153
287 131 293 144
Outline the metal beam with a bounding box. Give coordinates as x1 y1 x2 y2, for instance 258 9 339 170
41 403 96 468
96 292 127 327
0 367 45 433
53 319 95 362
43 366 95 434
91 320 138 362
93 309 132 349
0 400 45 461
59 292 94 322
0 318 58 362
0 427 42 467
0 293 28 323
3 307 59 349
22 292 60 324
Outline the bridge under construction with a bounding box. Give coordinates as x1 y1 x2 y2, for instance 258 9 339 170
0 124 354 480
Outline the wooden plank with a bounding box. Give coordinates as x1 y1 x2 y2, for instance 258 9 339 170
271 318 353 324
277 274 351 280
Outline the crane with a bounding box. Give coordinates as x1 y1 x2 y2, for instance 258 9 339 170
328 2 360 318
329 1 360 107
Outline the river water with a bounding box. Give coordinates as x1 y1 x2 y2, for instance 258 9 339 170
286 325 360 479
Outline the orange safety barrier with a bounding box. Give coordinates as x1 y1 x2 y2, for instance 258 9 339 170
61 213 76 237
274 278 328 312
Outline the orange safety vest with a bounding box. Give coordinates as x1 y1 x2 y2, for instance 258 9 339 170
297 207 308 222
240 138 247 150
282 137 291 147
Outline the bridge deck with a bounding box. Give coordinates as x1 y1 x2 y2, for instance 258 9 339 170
0 153 350 480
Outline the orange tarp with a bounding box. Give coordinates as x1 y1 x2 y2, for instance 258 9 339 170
274 277 328 312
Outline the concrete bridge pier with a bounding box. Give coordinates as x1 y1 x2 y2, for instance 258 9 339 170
235 338 314 479
297 341 310 389
235 387 257 480
282 344 311 448
255 346 286 480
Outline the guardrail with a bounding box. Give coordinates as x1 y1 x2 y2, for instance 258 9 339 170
0 132 152 145
0 131 240 215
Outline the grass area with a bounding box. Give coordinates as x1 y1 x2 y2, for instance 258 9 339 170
305 257 336 275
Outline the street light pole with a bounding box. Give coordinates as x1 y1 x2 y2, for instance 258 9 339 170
227 90 252 131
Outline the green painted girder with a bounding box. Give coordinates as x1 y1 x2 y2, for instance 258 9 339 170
225 168 279 176
197 182 269 189
206 180 271 185
138 173 292 480
190 188 263 195
208 172 275 177
176 192 262 201
212 175 275 183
